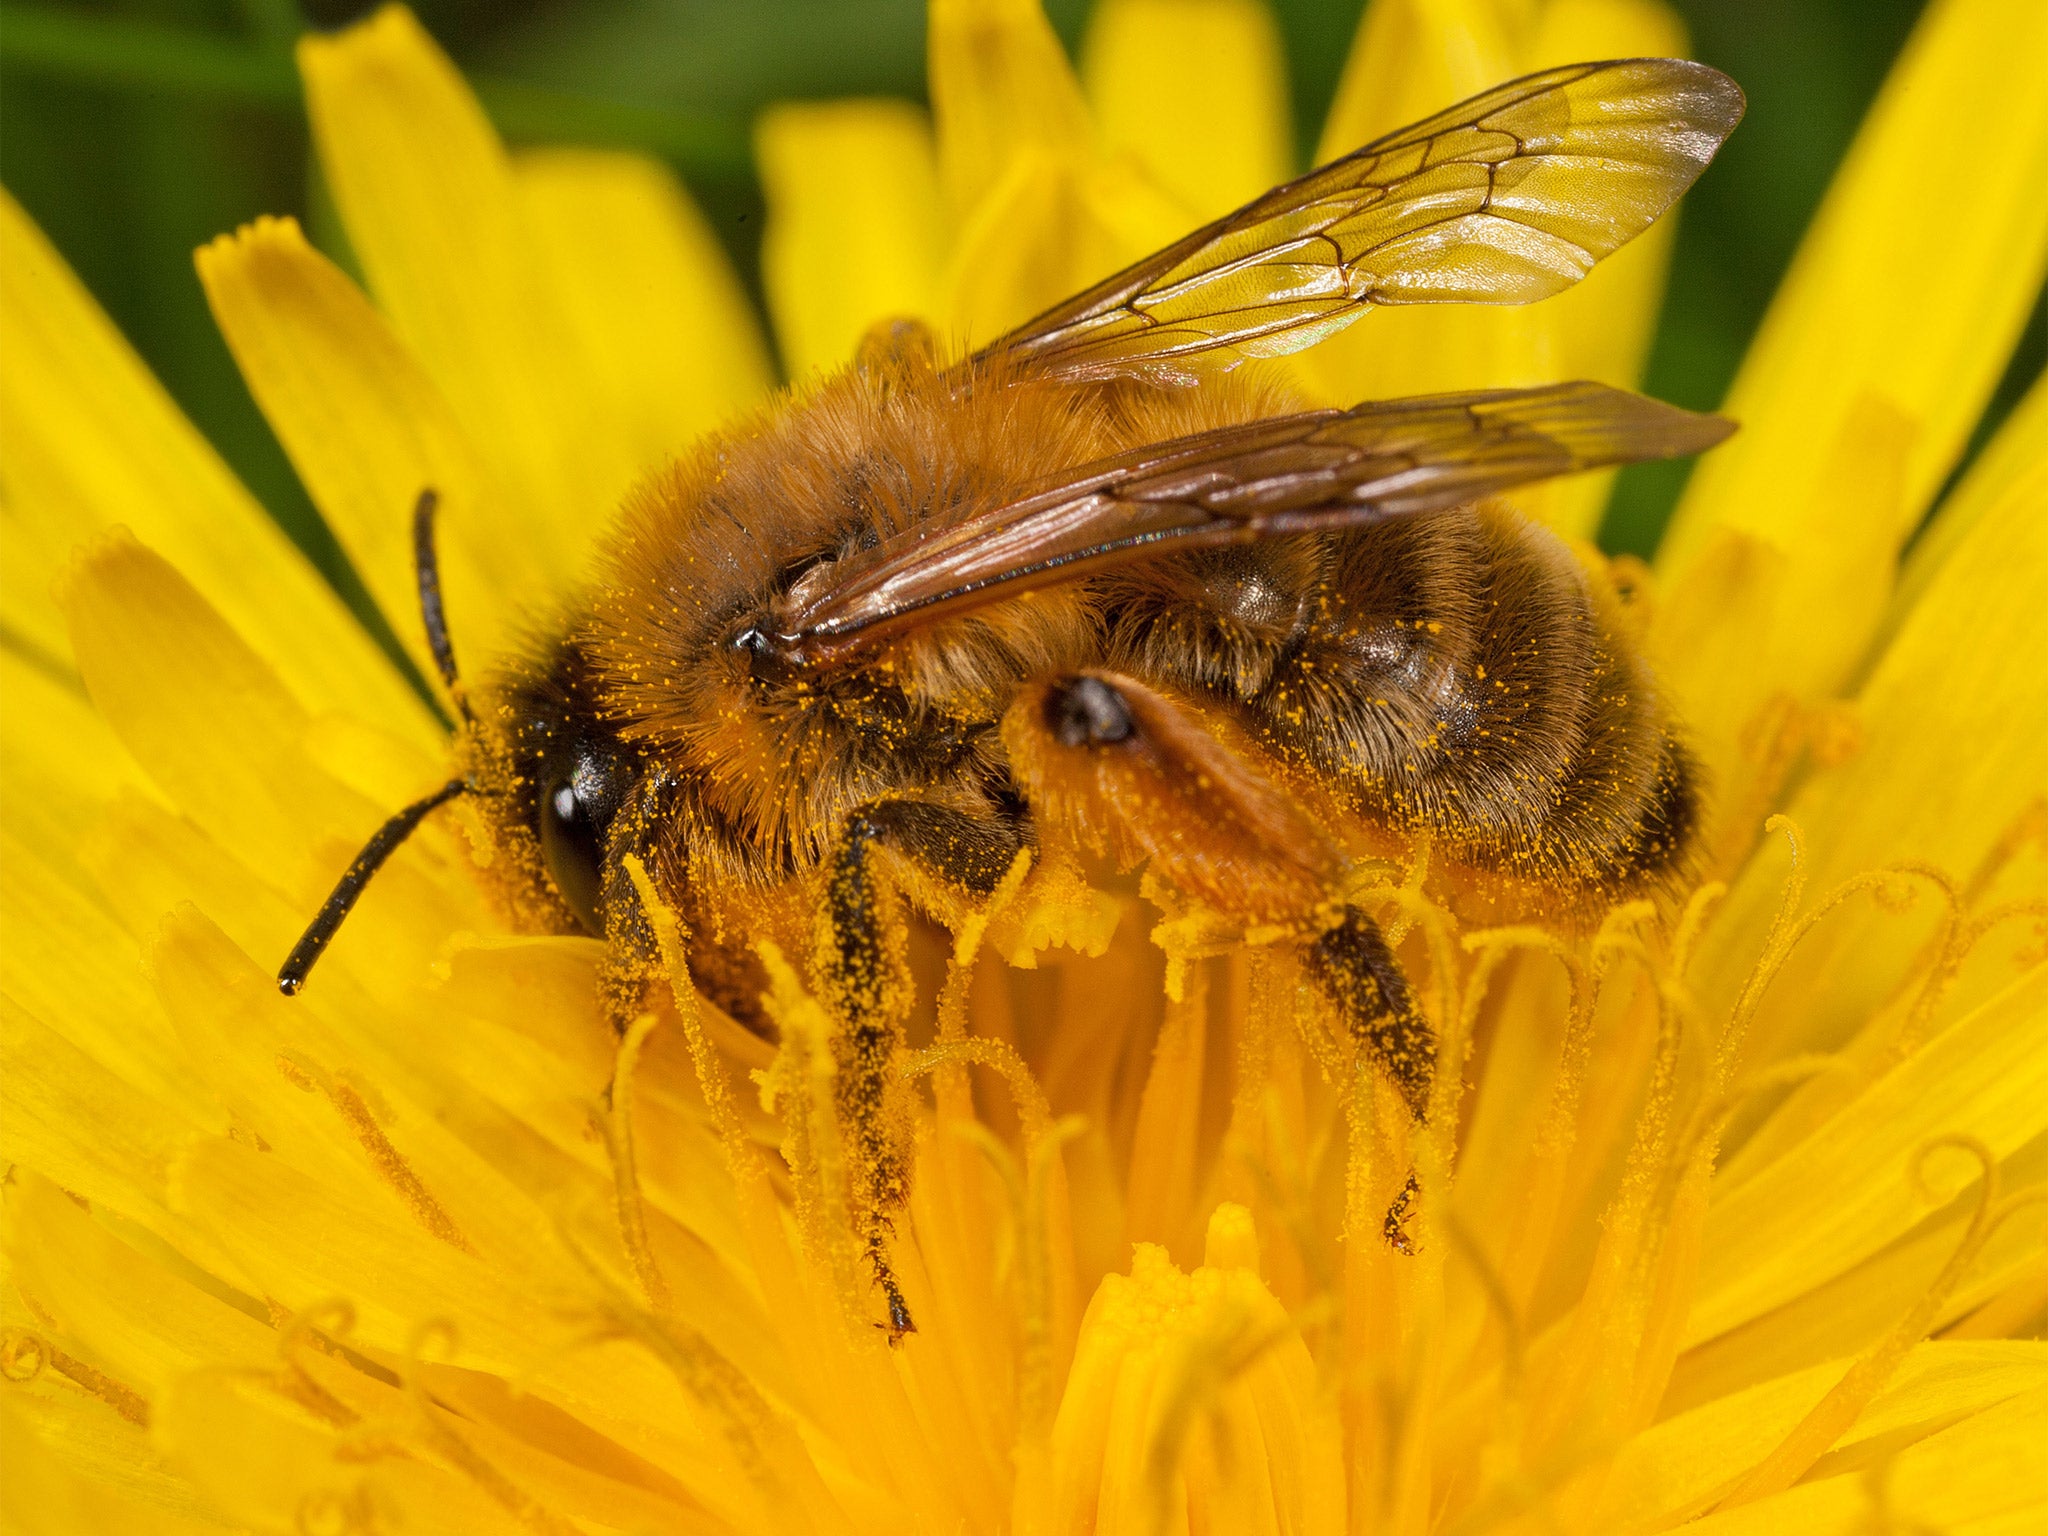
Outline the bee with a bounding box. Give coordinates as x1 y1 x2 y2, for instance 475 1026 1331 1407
280 59 1745 1336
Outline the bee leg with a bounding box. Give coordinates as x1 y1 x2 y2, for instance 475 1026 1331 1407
1305 906 1436 1122
820 800 1026 1340
1305 909 1436 1255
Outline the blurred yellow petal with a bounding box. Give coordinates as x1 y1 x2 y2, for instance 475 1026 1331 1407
0 652 152 889
196 215 519 687
1659 0 2048 582
0 191 430 741
0 995 205 1226
1875 369 2048 667
299 5 627 580
4 1172 278 1403
158 1371 516 1533
1081 0 1293 220
942 150 1187 346
930 0 1093 219
1316 0 1511 158
1650 393 1910 858
516 147 775 448
1689 389 2047 1050
1041 1209 1343 1536
756 101 946 376
62 531 353 877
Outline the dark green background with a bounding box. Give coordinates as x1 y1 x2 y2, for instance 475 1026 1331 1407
5 0 2042 595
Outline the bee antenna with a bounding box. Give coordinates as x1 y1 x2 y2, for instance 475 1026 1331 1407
277 778 469 996
413 488 471 726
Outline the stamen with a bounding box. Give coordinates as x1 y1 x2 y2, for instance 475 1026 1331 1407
276 1300 365 1426
4 1327 149 1425
620 856 765 1187
753 942 870 1337
951 1114 1085 1443
545 1216 829 1525
901 1036 1052 1142
1888 895 2048 1063
1460 929 1595 1317
280 1056 472 1253
1715 819 1978 1087
936 848 1034 1047
605 1012 671 1312
1961 795 2046 907
400 1321 580 1535
0 1329 45 1383
1462 926 1589 1157
930 849 1033 1124
1670 880 1729 981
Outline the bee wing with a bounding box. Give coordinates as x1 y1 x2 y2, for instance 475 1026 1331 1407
769 382 1732 662
970 58 1743 384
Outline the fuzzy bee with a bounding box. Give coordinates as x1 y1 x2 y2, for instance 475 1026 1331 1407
281 58 1745 1336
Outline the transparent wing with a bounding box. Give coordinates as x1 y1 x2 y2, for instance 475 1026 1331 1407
765 382 1734 664
971 58 1743 384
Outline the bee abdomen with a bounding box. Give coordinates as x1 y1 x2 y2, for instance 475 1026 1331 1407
1248 505 1692 895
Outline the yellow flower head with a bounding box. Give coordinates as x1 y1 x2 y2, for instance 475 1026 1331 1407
3 1 2045 1533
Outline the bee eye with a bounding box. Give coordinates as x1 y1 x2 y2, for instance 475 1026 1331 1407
538 773 606 935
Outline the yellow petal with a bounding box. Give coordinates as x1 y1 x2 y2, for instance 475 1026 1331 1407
0 675 208 1120
756 100 946 376
157 1371 516 1533
3 1171 278 1402
0 995 208 1228
929 0 1094 219
1668 1141 2046 1415
196 215 521 686
0 1392 218 1536
297 4 629 579
151 910 567 1282
1601 1340 2046 1528
1659 0 2048 581
515 147 775 447
1081 0 1294 220
1686 968 2048 1346
1674 1387 2046 1534
0 190 430 742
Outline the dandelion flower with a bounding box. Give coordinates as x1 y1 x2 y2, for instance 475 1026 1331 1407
3 1 2045 1533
